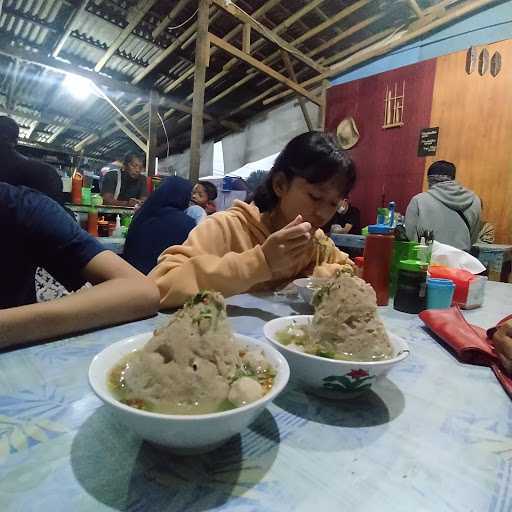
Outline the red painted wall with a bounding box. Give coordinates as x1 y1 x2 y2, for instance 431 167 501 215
326 59 437 229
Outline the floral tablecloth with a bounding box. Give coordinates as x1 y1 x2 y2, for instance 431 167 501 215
1 283 511 511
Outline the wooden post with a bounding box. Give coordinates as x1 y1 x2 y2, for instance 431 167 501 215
319 79 329 130
280 50 313 131
146 89 160 177
189 0 210 184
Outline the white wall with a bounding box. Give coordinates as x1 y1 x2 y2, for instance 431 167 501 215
222 99 319 173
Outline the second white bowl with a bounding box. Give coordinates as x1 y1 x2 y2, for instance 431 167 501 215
263 315 409 399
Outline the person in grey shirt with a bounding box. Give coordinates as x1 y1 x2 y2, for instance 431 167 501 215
405 160 481 251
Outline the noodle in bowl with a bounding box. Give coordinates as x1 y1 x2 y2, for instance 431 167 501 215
263 315 409 399
89 332 289 454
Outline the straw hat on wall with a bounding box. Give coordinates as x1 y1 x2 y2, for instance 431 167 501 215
336 117 360 150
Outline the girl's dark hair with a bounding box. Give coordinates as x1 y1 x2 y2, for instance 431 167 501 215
253 131 356 212
199 180 218 201
123 152 143 167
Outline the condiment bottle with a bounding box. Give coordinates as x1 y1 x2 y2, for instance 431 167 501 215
113 214 123 237
87 209 98 237
415 237 429 264
393 259 428 314
97 217 109 237
71 172 83 204
363 224 395 306
354 256 364 278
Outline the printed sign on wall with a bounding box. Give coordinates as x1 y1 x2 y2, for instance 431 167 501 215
418 127 439 156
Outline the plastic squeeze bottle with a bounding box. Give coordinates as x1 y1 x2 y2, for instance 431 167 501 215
113 215 123 238
363 223 395 305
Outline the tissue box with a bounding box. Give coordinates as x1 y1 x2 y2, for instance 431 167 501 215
429 266 487 309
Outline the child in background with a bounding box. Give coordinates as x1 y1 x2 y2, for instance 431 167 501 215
191 180 218 214
150 131 356 308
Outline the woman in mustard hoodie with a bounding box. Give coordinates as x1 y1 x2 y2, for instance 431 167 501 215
150 131 356 308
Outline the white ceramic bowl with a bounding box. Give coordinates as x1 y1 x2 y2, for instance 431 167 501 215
89 332 290 454
263 315 409 399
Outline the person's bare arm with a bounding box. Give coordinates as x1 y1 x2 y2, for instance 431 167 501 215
0 251 159 349
101 192 140 207
340 223 353 234
493 321 512 375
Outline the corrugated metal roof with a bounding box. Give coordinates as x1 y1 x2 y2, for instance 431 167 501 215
0 0 489 160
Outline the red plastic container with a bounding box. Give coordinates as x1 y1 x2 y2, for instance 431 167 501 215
428 265 487 309
363 225 394 306
87 210 98 237
71 173 83 204
354 256 364 278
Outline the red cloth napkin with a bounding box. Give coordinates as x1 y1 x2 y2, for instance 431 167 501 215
419 307 512 399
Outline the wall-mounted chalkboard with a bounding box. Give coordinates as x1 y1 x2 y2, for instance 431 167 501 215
418 127 439 156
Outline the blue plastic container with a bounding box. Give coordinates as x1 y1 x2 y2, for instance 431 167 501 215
426 278 455 310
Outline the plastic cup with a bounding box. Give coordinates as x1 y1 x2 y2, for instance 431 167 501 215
426 278 455 310
81 187 92 206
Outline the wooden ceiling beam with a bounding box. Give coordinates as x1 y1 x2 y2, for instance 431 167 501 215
255 11 387 92
263 0 499 107
116 121 147 152
0 105 101 135
208 33 323 106
188 0 371 114
251 30 390 108
74 99 146 151
152 0 190 40
328 0 499 76
163 0 326 112
281 50 314 131
294 0 372 47
163 0 324 94
308 13 387 58
94 0 157 72
210 0 327 74
0 43 147 98
132 16 199 84
52 0 89 58
177 0 282 57
407 0 425 18
323 28 397 67
252 0 372 77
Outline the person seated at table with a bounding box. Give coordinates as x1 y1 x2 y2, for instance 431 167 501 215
0 116 63 204
149 131 356 308
0 183 159 349
123 176 197 275
191 180 218 215
405 160 481 250
322 197 361 235
489 319 512 375
101 152 147 207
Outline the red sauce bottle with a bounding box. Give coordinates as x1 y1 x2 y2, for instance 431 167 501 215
87 210 98 237
363 225 395 306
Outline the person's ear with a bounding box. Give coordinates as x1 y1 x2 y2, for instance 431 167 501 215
272 172 289 198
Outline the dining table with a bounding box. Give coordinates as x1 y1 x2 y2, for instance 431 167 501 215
0 282 511 512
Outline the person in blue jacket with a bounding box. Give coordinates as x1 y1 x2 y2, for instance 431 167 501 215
123 176 197 274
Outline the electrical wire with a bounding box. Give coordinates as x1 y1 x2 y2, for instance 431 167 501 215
167 9 199 31
157 111 170 158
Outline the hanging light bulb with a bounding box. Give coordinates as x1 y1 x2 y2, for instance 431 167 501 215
62 74 93 101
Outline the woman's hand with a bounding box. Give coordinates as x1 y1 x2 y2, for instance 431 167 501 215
262 215 312 275
493 321 512 374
